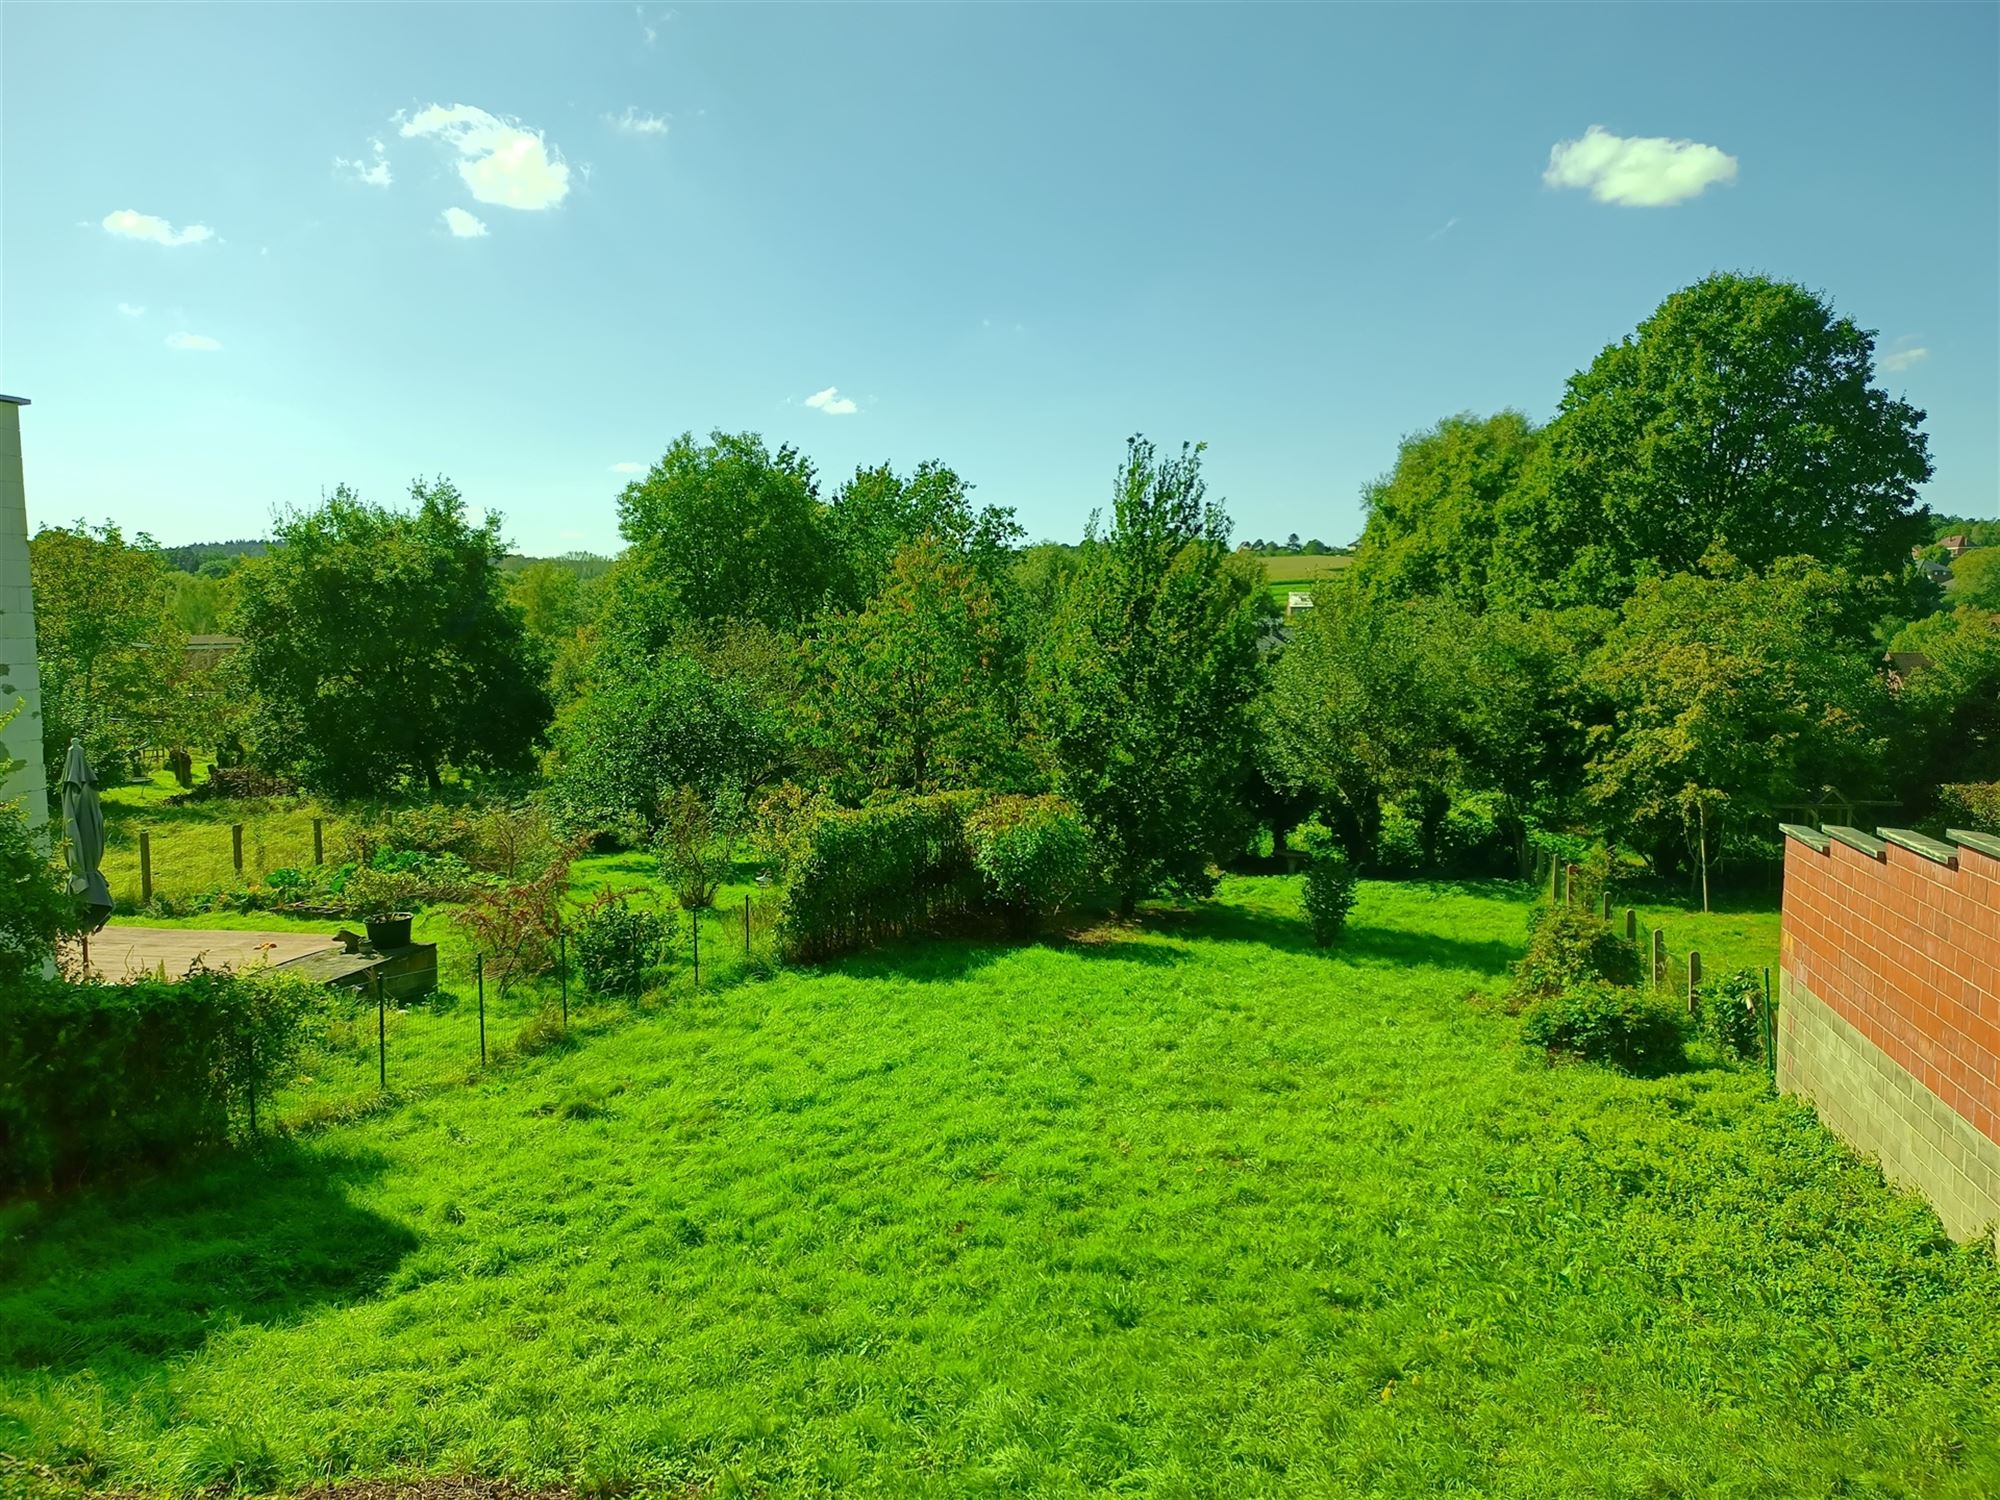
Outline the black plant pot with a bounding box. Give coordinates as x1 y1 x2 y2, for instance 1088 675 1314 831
365 913 414 950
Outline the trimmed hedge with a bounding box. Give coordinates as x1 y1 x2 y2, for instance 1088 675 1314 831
777 792 989 963
0 967 317 1194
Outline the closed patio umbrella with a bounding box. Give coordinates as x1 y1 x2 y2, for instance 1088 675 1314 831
60 739 113 972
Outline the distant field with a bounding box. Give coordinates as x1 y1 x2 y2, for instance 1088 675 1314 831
1258 552 1351 608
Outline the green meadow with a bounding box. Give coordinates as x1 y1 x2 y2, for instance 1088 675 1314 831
5 877 1995 1499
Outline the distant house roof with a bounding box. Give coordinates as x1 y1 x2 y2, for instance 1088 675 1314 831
186 635 242 653
1916 559 1953 581
1940 535 1970 556
1286 591 1314 610
1885 649 1933 691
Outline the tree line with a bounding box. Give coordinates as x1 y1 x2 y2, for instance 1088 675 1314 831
23 271 1999 905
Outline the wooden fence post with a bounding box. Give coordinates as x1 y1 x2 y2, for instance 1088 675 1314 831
232 823 244 875
1564 863 1578 906
1600 891 1612 921
1651 929 1666 988
139 831 153 906
1687 950 1703 1016
312 817 324 866
1625 908 1637 943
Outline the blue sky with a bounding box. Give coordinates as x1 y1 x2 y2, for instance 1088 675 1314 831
3 4 1994 555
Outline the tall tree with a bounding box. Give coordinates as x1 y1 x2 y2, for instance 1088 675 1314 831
233 479 549 796
1493 274 1934 608
1888 606 2000 805
824 460 1023 609
799 535 1017 800
1349 411 1540 609
614 431 835 631
28 523 181 786
1583 557 1890 889
1030 437 1263 911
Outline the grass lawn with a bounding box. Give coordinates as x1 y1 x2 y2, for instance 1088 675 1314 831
96 772 330 911
1259 553 1352 610
6 877 1997 1498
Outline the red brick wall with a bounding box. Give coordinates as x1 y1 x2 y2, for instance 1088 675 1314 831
1780 831 2000 1147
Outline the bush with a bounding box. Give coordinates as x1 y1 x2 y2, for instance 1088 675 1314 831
572 893 674 996
1510 903 1644 1003
1293 819 1358 946
0 797 82 986
342 865 427 920
1938 782 2000 833
778 792 988 962
654 787 744 910
0 965 318 1192
965 795 1092 932
1696 967 1767 1065
451 842 581 991
1521 982 1689 1075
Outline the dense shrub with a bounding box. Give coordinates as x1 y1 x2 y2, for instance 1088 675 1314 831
1293 819 1359 946
0 966 318 1192
0 798 81 986
653 787 743 910
451 843 581 991
573 893 675 996
1521 982 1689 1075
965 795 1092 932
778 792 987 962
1938 781 1999 832
1510 902 1644 1002
1696 967 1768 1065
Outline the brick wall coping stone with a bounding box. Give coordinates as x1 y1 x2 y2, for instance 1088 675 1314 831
1779 822 1831 853
1822 825 1887 860
1877 828 1960 867
1948 828 2000 862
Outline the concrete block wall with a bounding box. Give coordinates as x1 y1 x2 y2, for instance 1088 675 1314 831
0 398 48 829
1778 823 2000 1248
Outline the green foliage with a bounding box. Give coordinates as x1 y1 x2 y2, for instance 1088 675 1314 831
0 965 317 1192
1349 410 1541 609
1695 968 1767 1066
1030 437 1263 912
823 459 1023 608
232 479 550 796
0 793 81 986
1938 782 2000 833
964 794 1092 931
547 650 781 839
1584 557 1890 876
1493 273 1933 608
776 792 987 962
799 535 1018 799
1511 903 1644 1002
1521 981 1689 1075
571 893 673 996
613 431 835 630
1890 607 2000 803
1945 545 2000 610
652 787 743 910
1292 819 1358 946
28 522 183 785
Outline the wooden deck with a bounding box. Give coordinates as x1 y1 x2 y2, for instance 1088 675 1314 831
78 926 340 982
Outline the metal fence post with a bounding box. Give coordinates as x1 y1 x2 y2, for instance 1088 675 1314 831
1564 863 1578 907
1687 950 1702 1016
692 907 701 988
376 971 387 1090
477 953 487 1066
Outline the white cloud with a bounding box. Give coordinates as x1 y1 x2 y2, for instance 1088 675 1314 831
442 207 489 238
1543 125 1737 207
102 209 214 246
116 302 145 318
804 386 859 416
1880 338 1929 374
1428 216 1460 241
608 106 669 136
335 138 393 187
401 103 570 210
609 461 644 474
165 331 221 351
